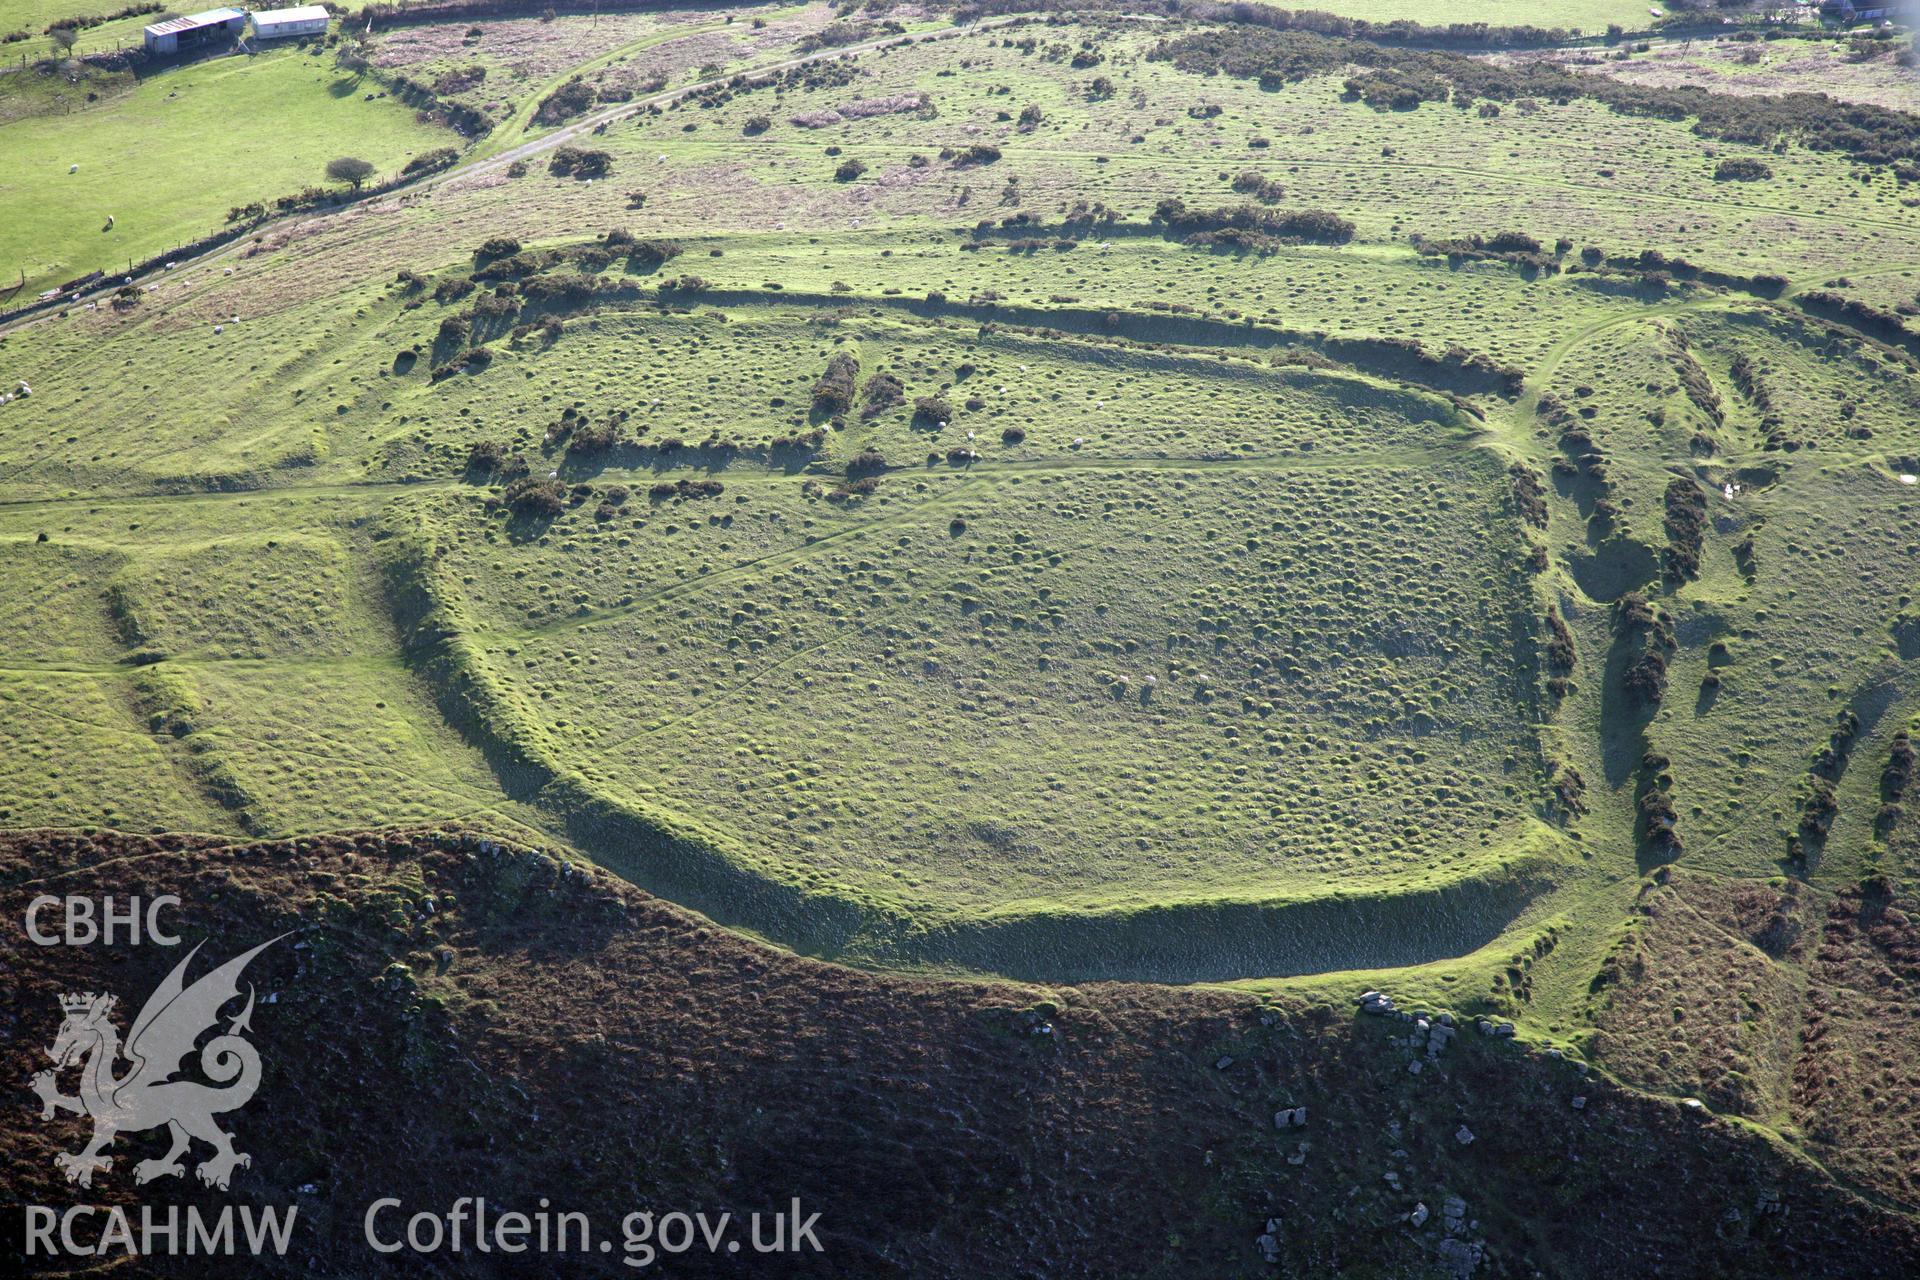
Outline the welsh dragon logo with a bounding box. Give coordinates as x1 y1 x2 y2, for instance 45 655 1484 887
29 936 284 1191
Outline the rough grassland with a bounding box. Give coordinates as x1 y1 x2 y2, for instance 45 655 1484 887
3 9 1920 1259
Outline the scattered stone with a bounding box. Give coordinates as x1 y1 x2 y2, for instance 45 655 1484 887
1408 1059 1424 1075
1477 1019 1496 1036
1571 1095 1587 1111
1216 1055 1234 1070
1454 1125 1475 1145
1437 1236 1485 1277
1411 1202 1430 1228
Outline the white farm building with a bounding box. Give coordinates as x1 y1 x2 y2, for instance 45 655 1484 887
252 5 330 40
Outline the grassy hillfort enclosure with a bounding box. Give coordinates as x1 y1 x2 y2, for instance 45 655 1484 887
2 1 1919 1276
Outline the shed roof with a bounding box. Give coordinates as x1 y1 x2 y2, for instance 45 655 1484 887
253 5 331 23
144 8 246 37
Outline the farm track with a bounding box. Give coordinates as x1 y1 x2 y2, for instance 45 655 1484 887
465 10 763 160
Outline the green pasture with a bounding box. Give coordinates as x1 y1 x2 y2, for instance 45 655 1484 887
0 44 453 295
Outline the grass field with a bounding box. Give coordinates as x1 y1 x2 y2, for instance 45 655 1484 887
0 44 455 293
3 4 1920 1244
0 0 131 34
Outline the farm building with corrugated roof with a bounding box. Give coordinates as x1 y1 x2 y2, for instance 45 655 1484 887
142 8 246 56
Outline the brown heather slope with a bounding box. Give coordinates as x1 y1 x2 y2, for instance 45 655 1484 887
1589 867 1920 1217
3 829 1917 1279
1794 876 1920 1211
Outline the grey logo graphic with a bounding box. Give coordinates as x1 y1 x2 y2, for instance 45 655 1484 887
29 936 285 1190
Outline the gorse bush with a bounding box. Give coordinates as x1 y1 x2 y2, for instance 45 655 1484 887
860 372 906 419
1713 157 1772 182
1151 198 1354 246
629 240 684 266
1230 170 1286 202
812 353 860 416
1508 463 1548 528
550 147 612 179
402 148 460 178
534 77 596 126
1662 479 1707 585
503 477 565 518
1616 593 1675 709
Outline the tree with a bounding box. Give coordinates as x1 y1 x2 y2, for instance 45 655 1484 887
49 25 78 54
326 157 376 191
